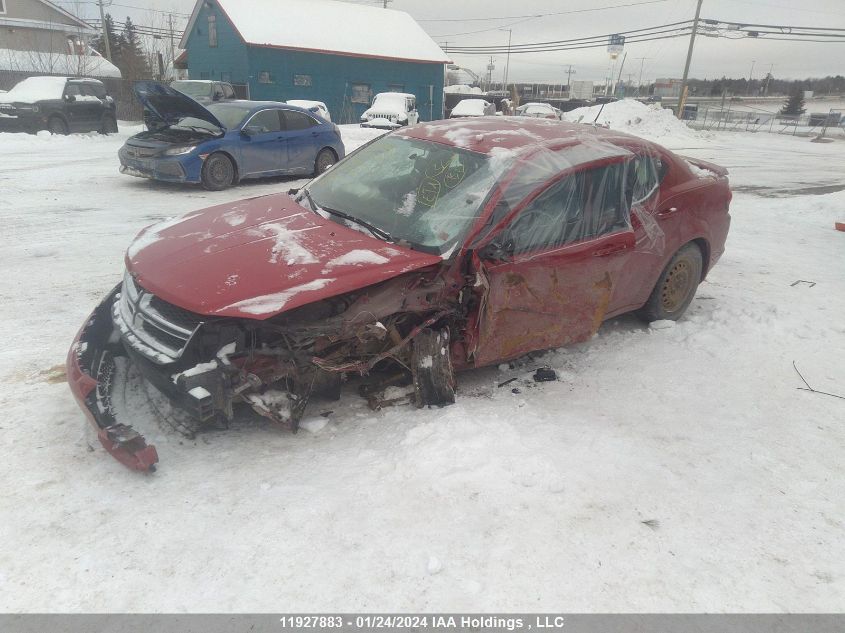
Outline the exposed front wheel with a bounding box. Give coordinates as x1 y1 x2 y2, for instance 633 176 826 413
412 328 456 407
201 153 236 190
637 242 703 322
314 148 337 175
48 116 69 135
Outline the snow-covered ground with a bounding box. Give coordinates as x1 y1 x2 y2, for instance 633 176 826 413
1 108 843 611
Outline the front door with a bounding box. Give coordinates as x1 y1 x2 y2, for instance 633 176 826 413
240 108 284 176
472 162 635 366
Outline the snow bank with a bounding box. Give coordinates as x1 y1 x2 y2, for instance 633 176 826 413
563 98 704 141
444 85 484 95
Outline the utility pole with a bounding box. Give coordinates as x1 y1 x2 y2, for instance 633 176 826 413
677 0 703 119
566 64 575 95
747 59 756 96
502 28 512 93
168 13 176 78
98 0 111 62
635 57 651 96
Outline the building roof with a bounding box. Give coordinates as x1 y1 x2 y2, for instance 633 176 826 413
0 47 121 78
180 0 450 64
0 0 95 34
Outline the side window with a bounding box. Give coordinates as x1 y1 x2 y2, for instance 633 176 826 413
80 84 99 98
245 109 282 133
92 83 107 98
283 110 317 131
502 163 629 254
502 174 585 254
64 83 81 98
629 154 661 205
222 84 235 99
407 98 416 112
207 15 217 47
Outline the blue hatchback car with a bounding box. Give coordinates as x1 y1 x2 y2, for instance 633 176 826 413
119 81 345 190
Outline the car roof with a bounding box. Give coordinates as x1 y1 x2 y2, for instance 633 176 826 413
67 78 104 84
375 92 415 98
398 117 653 156
211 100 320 116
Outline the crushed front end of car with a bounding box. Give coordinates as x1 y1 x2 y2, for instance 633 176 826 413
68 265 462 472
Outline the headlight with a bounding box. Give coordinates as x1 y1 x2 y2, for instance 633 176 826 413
163 145 196 156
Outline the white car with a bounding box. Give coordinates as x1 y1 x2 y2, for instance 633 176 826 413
286 99 331 122
449 98 496 118
360 92 419 129
516 102 562 120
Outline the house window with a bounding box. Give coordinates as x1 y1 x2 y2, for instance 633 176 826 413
220 72 231 82
350 83 371 104
258 71 272 84
207 15 217 47
200 71 209 80
293 74 312 87
387 83 404 93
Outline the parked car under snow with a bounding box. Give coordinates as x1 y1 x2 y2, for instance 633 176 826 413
449 98 496 118
68 117 731 472
0 76 117 135
286 100 331 121
360 92 419 129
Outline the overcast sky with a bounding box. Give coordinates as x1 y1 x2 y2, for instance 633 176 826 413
64 0 845 84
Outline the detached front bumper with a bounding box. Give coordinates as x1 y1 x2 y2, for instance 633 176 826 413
66 286 159 472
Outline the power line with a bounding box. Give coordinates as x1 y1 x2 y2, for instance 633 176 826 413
419 0 671 22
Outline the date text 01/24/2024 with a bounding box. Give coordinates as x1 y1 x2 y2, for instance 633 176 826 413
277 615 567 630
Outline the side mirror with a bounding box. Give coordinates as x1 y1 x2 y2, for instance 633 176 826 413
241 125 262 137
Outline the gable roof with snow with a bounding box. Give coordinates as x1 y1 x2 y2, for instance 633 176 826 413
0 0 96 35
180 0 450 65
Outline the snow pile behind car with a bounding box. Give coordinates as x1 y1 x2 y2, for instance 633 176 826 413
563 98 705 140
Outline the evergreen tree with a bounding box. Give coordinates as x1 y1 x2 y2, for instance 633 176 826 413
118 17 151 81
91 13 121 64
780 85 806 116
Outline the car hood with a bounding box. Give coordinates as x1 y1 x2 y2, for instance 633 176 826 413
134 80 225 129
125 194 443 319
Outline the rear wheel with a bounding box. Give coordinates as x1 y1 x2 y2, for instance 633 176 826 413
99 113 118 135
314 148 337 175
637 242 703 322
412 328 456 407
48 116 68 135
201 152 236 190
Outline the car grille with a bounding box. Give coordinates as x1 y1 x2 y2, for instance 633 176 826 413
124 145 158 158
113 272 206 364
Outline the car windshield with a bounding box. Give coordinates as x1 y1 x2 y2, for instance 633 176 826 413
170 104 252 132
171 81 213 98
306 136 500 255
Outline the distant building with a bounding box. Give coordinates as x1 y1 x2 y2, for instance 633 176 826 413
654 78 683 99
0 0 120 86
179 0 450 123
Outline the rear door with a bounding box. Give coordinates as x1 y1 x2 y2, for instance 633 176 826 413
472 162 635 366
239 108 284 176
280 109 321 174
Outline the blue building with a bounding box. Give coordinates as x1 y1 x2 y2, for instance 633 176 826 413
179 0 450 124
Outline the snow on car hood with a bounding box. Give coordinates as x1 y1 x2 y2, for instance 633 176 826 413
133 80 225 129
125 193 442 319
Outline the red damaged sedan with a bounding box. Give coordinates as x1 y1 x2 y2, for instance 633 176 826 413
67 117 731 472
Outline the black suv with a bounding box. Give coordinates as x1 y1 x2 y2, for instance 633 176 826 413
0 76 118 135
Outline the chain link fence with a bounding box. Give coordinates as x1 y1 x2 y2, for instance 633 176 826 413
686 105 844 137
